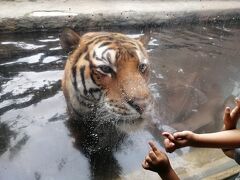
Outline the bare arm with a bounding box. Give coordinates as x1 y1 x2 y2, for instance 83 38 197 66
158 168 179 180
163 129 240 152
191 129 240 149
163 98 240 153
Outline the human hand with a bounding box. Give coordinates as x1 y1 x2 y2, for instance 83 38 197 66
162 131 196 153
222 97 240 159
142 141 172 174
224 97 240 130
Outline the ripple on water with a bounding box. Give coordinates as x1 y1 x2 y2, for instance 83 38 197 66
0 24 240 179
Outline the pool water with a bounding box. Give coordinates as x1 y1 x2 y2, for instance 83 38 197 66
1 22 240 180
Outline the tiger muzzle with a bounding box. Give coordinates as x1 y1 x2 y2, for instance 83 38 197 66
126 98 149 114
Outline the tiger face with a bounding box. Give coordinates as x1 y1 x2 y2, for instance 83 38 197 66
60 29 152 125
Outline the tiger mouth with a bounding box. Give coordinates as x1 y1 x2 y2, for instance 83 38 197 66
97 106 141 120
95 101 148 124
96 109 143 127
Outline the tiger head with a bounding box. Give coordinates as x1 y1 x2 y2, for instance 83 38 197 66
60 29 152 127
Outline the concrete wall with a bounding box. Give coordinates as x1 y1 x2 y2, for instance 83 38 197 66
1 0 240 33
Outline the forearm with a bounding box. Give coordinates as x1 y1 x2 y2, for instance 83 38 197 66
192 129 240 149
158 167 180 180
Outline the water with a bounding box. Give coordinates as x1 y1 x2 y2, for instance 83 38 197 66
1 23 240 180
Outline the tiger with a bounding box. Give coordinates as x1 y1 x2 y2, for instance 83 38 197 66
60 28 152 128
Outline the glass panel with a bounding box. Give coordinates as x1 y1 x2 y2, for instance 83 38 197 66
1 1 240 180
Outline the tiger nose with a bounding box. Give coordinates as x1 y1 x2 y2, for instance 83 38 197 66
127 99 147 114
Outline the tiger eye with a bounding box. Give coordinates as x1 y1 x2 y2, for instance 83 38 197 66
99 65 113 74
139 63 148 73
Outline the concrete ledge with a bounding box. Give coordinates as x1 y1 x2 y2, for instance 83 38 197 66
1 0 240 33
203 165 240 180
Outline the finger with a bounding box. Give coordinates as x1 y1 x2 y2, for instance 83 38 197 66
235 97 240 107
231 103 240 120
145 155 152 164
164 138 176 153
224 107 231 122
164 138 175 147
162 132 175 142
148 141 158 152
149 150 157 160
232 98 240 112
142 160 150 169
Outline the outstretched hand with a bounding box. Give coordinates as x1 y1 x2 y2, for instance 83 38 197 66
223 97 240 130
222 97 240 159
142 141 180 180
142 141 171 173
162 131 195 153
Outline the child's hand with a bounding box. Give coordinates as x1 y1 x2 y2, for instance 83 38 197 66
222 97 240 159
142 141 172 174
224 97 240 130
162 131 196 153
162 132 177 153
142 141 180 180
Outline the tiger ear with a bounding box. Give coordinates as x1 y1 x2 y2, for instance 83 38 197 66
60 28 80 52
136 30 151 47
138 34 150 47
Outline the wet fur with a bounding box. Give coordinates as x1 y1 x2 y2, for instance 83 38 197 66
60 29 151 126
